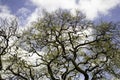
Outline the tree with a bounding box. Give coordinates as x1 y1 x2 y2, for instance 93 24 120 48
0 17 18 79
2 10 120 80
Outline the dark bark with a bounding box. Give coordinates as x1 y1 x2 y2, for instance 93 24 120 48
0 55 2 70
71 59 89 80
47 64 58 80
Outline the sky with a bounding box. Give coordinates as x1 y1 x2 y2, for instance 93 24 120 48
0 1 119 79
0 0 120 27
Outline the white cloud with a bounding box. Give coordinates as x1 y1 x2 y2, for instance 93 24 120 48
78 0 120 20
23 0 73 26
28 0 120 20
0 13 15 19
16 8 43 30
17 7 31 17
26 8 42 25
0 5 11 13
0 5 16 19
25 0 77 26
30 0 76 11
18 8 42 28
16 7 31 26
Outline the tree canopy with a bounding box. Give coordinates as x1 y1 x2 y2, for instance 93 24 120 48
0 9 120 80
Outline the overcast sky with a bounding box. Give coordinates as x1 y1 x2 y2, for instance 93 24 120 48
0 0 120 26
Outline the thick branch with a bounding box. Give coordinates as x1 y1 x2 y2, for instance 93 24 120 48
71 59 89 80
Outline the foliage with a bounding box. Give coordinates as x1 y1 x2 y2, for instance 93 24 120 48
0 17 18 79
0 10 120 80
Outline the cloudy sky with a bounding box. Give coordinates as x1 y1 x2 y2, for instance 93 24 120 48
0 0 120 26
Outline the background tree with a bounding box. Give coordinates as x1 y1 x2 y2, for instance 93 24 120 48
0 17 18 79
